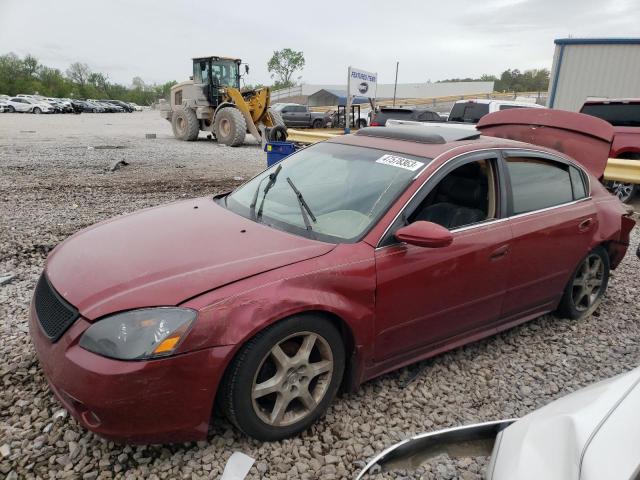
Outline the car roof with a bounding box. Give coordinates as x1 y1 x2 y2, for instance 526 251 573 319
329 125 526 161
454 98 544 108
583 98 640 105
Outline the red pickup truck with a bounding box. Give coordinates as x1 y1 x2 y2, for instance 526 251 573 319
580 99 640 203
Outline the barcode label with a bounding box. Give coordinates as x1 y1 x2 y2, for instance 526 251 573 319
375 154 424 171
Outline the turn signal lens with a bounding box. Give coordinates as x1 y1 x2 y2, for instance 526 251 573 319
153 336 181 354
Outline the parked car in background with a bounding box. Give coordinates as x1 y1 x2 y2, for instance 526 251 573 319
271 103 330 128
5 97 54 113
0 99 9 112
357 366 640 480
580 98 640 203
448 99 545 123
44 98 73 113
128 102 143 111
370 106 442 126
109 100 134 112
79 100 105 113
29 108 633 444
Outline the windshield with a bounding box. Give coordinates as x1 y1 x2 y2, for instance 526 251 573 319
448 102 489 123
580 103 640 127
194 59 239 87
225 143 430 243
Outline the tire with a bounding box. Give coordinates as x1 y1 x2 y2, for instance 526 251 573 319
358 119 367 129
267 108 285 128
556 246 610 319
91 108 97 113
220 315 345 441
268 125 288 142
7 106 14 113
605 180 636 203
214 108 246 146
171 107 200 141
33 107 41 114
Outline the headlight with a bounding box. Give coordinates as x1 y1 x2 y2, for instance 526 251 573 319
79 307 196 360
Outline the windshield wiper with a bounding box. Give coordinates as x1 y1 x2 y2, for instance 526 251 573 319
286 177 316 231
250 164 282 221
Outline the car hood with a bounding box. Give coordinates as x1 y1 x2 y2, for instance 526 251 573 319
46 197 335 320
488 367 640 480
477 108 613 178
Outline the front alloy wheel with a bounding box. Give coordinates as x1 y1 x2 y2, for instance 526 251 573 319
557 246 610 319
252 332 333 427
220 315 344 440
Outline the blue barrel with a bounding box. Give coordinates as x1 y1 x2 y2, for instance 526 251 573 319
264 141 296 167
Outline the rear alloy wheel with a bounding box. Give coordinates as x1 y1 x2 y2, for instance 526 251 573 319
7 106 14 113
171 107 200 141
220 315 344 440
605 180 636 203
32 107 41 114
312 118 324 129
213 108 246 146
556 246 610 319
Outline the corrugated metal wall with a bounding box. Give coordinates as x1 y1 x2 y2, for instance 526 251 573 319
548 42 640 111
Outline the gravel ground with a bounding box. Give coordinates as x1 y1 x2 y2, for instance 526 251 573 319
1 111 639 480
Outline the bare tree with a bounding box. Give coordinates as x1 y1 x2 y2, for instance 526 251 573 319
66 62 91 86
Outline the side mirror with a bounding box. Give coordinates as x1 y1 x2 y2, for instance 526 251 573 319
394 221 453 248
245 64 250 74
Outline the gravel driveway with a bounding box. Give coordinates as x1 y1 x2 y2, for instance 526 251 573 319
1 111 639 480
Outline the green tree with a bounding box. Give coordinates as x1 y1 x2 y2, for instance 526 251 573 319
267 48 305 88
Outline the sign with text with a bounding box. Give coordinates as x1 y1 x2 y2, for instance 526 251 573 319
349 67 377 98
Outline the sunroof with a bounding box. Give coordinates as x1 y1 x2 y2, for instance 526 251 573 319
356 125 480 144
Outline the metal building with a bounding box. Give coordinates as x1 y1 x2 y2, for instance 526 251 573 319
548 38 640 111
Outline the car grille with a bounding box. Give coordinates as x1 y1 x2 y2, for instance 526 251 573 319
34 274 79 342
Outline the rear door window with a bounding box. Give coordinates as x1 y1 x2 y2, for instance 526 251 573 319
448 102 489 123
569 166 587 199
580 103 640 127
506 157 574 215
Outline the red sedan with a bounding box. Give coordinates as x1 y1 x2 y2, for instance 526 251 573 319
30 109 634 443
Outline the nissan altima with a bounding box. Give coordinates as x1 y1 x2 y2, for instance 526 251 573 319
29 109 634 443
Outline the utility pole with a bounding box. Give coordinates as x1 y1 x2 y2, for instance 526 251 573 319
345 66 352 134
393 62 399 106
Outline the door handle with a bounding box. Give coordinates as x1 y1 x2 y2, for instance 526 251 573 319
490 244 510 260
578 218 594 232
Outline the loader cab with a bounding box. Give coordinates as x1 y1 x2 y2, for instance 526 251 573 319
193 56 241 105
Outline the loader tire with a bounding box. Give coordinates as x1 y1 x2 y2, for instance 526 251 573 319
214 108 246 147
171 107 200 141
267 108 285 128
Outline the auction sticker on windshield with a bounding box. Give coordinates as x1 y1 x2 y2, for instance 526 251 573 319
376 154 424 171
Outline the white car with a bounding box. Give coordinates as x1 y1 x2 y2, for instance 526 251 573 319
357 366 640 479
448 98 546 123
5 97 54 114
129 102 143 111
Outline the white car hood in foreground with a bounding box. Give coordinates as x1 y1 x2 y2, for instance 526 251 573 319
488 367 640 480
356 367 640 479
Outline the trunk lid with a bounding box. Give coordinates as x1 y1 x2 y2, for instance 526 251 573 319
477 108 613 178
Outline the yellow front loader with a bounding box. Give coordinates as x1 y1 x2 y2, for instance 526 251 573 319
160 56 285 146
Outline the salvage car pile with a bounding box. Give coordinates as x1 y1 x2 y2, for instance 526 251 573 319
0 93 143 114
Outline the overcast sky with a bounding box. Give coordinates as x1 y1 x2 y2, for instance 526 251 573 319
1 0 638 87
